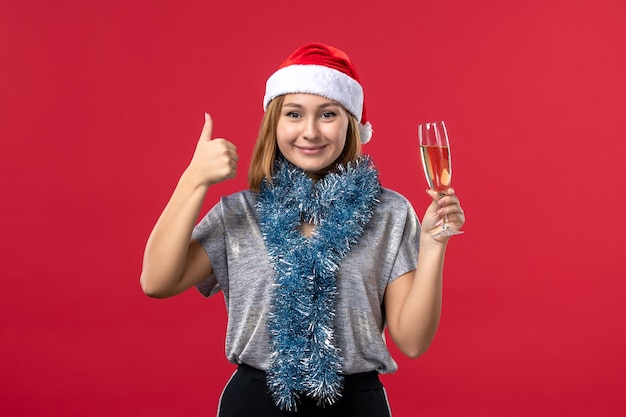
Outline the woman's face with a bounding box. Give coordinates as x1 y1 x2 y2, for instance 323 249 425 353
276 93 349 174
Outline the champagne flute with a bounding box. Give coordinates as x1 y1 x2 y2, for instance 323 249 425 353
418 120 463 237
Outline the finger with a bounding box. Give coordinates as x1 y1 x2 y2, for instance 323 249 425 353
426 189 440 201
224 141 238 154
439 196 459 207
199 112 213 142
211 137 238 154
226 160 238 179
425 188 454 201
437 205 462 216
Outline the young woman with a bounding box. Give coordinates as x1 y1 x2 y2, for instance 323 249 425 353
140 43 465 416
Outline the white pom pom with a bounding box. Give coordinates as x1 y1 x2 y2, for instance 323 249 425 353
359 122 373 144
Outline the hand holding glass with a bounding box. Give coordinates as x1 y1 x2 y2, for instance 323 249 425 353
418 121 463 237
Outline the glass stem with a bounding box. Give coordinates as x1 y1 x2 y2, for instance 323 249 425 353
437 192 449 232
442 213 451 232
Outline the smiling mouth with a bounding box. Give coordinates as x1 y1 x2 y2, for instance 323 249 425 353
297 145 326 154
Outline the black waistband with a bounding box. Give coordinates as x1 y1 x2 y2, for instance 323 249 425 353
237 363 383 392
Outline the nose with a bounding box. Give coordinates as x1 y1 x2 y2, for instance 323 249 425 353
302 118 320 141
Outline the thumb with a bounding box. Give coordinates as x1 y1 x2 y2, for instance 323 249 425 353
199 112 213 142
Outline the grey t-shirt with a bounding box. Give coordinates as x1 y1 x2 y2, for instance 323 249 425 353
192 187 420 375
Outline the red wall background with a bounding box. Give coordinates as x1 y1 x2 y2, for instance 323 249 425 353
2 1 625 416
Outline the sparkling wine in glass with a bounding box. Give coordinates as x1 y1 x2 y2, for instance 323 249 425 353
418 120 463 237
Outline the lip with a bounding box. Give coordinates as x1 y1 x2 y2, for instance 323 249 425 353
296 145 326 155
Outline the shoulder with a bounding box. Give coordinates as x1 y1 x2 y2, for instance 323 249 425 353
210 190 259 225
377 188 414 213
220 189 255 201
216 189 257 209
374 188 420 232
200 190 256 224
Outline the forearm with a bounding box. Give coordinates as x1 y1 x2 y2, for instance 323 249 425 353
393 238 447 358
140 169 209 297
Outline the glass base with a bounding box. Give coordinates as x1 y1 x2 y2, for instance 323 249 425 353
432 226 464 238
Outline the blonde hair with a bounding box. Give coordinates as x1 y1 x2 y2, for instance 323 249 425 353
248 95 362 192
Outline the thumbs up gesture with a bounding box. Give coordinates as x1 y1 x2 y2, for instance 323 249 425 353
186 113 239 187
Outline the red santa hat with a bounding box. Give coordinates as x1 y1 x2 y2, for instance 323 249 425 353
263 43 373 144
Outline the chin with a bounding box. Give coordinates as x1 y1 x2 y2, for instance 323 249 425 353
298 161 335 174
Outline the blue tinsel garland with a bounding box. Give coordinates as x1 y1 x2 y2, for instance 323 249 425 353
256 156 381 411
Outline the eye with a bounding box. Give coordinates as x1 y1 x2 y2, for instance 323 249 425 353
321 111 337 119
285 111 301 118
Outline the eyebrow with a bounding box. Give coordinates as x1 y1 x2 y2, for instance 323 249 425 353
282 101 341 109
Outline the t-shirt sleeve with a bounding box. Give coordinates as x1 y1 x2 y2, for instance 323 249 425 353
191 202 226 297
388 198 421 283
